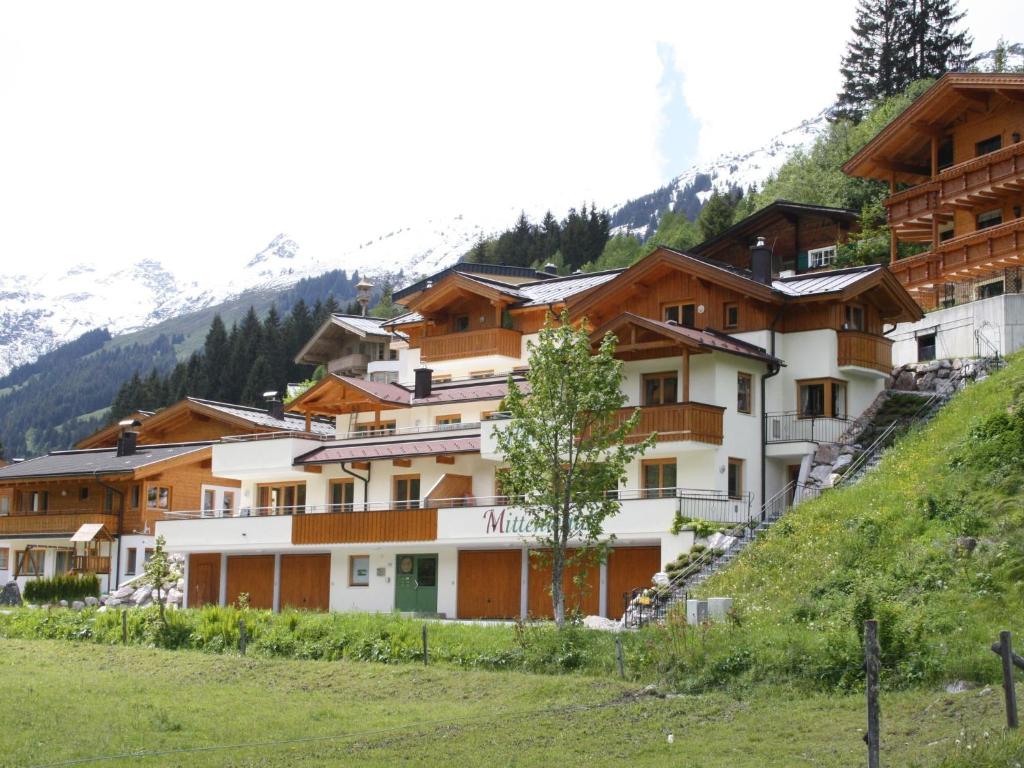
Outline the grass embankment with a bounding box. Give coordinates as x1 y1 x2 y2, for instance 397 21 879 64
2 638 1021 768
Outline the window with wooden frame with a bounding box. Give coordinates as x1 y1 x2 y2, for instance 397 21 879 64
724 302 739 329
79 486 89 501
843 304 865 331
975 134 1001 157
0 547 8 570
256 482 307 515
0 493 9 515
977 208 1003 231
727 458 745 499
354 420 396 436
349 555 370 587
737 372 753 414
663 302 696 328
23 490 48 513
103 487 116 513
146 486 171 510
435 414 462 426
641 459 677 499
393 475 421 510
796 378 848 419
329 479 355 512
129 485 141 509
452 315 470 333
15 549 44 577
642 372 678 406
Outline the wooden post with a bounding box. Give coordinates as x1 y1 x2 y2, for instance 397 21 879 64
864 619 881 768
121 609 128 645
422 623 429 666
615 635 625 679
994 630 1019 729
239 619 247 656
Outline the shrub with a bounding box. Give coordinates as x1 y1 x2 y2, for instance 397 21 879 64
23 574 100 604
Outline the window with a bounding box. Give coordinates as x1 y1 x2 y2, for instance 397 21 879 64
977 209 1003 231
724 303 739 329
222 491 236 515
917 332 937 362
103 487 116 513
0 495 8 515
453 315 470 333
202 489 217 516
79 487 89 501
844 304 865 331
727 458 745 499
643 372 678 406
24 491 48 513
349 555 370 587
257 483 307 515
937 137 954 170
130 485 141 509
146 486 170 510
0 547 9 570
435 414 461 426
977 279 1005 300
354 420 396 436
976 135 1002 157
15 549 44 577
737 373 753 414
939 223 955 243
54 550 71 576
797 378 847 418
125 548 137 576
330 479 355 512
664 303 696 328
808 245 837 268
641 459 677 499
393 476 421 510
143 548 154 564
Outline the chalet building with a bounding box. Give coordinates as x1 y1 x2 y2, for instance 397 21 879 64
843 72 1024 364
156 246 920 620
0 398 334 592
691 200 860 275
294 314 401 383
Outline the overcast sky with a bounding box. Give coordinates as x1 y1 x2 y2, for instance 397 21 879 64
0 1 1020 276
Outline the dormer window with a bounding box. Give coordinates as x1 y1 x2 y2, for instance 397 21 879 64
663 303 695 328
808 245 837 269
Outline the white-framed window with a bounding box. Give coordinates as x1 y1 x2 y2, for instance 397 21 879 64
201 485 239 518
808 245 837 268
349 555 370 587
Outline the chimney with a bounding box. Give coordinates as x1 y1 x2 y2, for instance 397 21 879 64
543 263 558 275
263 390 285 421
750 236 773 285
356 278 373 317
116 418 141 457
414 367 433 399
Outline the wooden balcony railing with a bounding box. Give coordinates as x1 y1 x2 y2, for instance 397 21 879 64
837 331 893 374
420 327 522 362
0 512 120 536
886 181 940 235
291 508 437 544
610 402 725 446
72 555 112 574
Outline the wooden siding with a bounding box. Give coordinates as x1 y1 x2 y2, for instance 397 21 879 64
132 462 240 533
610 402 725 445
837 331 893 373
526 550 600 619
425 474 473 506
420 327 521 362
279 554 331 611
700 212 854 272
187 552 221 608
781 301 884 335
606 546 662 620
457 549 522 619
72 555 111 574
291 509 437 545
0 512 120 536
225 555 275 610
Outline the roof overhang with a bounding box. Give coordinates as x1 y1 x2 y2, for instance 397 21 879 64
294 315 391 366
71 523 113 542
295 436 481 465
286 374 410 417
398 271 522 315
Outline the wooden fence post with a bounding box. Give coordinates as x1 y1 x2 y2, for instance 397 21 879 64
615 635 625 679
422 623 428 667
239 619 247 656
864 619 881 768
121 609 127 645
992 630 1019 729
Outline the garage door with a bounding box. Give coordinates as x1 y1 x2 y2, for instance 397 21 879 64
457 549 521 619
225 555 275 610
527 550 600 619
606 546 662 620
187 552 221 608
279 554 331 611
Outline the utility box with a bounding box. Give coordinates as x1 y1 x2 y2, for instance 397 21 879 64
686 599 709 625
707 597 733 620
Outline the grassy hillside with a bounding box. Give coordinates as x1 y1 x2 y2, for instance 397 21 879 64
686 352 1024 692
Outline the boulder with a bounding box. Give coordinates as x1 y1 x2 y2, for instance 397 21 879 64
809 464 834 484
112 585 135 599
936 367 951 379
71 600 86 611
132 585 152 604
813 443 839 464
918 372 938 391
651 572 670 587
166 587 183 604
894 371 916 390
84 596 99 607
106 597 122 607
832 453 854 473
175 578 185 591
59 600 69 608
0 580 22 607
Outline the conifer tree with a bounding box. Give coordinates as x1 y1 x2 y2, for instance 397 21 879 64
697 190 736 242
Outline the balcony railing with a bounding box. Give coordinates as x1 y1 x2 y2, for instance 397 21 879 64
611 402 725 445
0 512 120 536
72 555 112 574
420 327 522 362
837 330 893 374
765 412 852 444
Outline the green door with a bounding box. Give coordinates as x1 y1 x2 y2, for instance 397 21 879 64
395 554 438 614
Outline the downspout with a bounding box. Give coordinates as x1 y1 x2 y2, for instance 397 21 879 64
760 306 785 521
93 472 126 590
340 461 371 510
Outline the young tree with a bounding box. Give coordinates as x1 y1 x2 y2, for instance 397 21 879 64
494 311 653 627
142 535 180 628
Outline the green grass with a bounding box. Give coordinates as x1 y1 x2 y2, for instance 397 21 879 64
2 638 1019 767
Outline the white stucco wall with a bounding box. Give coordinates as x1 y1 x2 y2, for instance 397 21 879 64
890 294 1024 366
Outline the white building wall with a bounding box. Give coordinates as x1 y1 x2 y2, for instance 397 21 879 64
890 294 1024 366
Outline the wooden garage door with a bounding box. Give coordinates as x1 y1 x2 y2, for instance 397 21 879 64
225 555 275 610
606 546 662 620
527 550 600 619
279 554 331 612
457 549 521 619
187 553 221 608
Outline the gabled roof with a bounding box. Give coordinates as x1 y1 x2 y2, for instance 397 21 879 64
0 442 213 481
394 263 556 303
187 398 335 435
843 73 1024 183
295 314 394 366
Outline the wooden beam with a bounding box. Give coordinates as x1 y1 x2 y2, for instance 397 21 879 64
392 459 412 468
875 157 931 177
996 89 1024 103
435 455 455 465
953 88 990 105
352 461 370 471
303 465 323 474
913 121 949 139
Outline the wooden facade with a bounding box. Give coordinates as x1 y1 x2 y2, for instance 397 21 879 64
0 512 120 537
837 331 894 373
613 402 725 446
291 508 438 545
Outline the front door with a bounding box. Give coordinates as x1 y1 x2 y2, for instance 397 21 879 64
395 554 438 614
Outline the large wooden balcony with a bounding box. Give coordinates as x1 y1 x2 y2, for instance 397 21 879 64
837 330 893 374
420 327 521 362
612 402 725 446
291 508 437 544
0 512 120 537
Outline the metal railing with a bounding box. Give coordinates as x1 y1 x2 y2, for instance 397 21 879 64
221 421 483 443
765 411 852 444
938 267 1023 310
